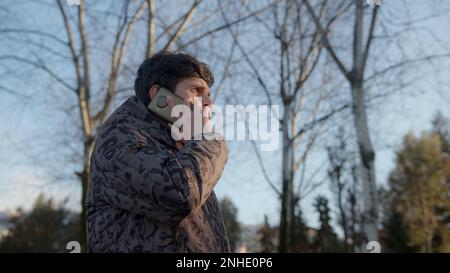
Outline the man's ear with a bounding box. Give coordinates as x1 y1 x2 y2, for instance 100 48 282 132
148 85 159 100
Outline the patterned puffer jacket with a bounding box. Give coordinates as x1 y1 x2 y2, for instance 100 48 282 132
86 95 230 253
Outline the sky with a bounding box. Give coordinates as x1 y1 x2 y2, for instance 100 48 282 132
0 0 450 235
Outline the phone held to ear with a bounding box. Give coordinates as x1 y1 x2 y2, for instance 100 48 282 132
147 87 185 124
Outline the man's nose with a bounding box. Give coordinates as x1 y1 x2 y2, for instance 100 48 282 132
202 95 212 108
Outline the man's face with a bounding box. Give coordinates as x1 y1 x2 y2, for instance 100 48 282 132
173 77 213 138
147 77 213 140
174 77 212 111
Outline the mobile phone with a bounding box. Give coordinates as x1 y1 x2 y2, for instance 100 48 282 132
147 87 186 124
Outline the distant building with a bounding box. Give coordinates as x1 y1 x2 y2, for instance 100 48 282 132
234 223 324 253
235 224 266 253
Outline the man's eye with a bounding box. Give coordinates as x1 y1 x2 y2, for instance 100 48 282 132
191 88 199 94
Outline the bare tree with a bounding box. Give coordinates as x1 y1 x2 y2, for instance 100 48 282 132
326 127 364 252
218 0 352 252
303 0 450 248
303 0 381 244
0 0 282 251
0 0 254 250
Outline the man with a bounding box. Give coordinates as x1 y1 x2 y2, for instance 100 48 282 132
86 52 230 253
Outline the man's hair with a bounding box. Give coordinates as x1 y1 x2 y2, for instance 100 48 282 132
134 51 214 106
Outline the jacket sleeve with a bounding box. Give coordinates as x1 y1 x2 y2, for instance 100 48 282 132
100 134 228 226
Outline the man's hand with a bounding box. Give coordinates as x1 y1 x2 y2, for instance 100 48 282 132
202 105 212 134
168 95 214 143
167 95 187 144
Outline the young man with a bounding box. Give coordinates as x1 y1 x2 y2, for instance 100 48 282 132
86 52 230 252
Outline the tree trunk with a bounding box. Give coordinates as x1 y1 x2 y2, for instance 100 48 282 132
289 193 299 251
279 105 294 253
350 82 379 246
337 185 349 252
80 137 95 252
80 162 88 252
145 0 155 58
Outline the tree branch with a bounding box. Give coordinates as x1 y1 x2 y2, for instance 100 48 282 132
145 0 155 58
78 0 91 98
365 53 450 82
218 0 273 107
93 0 146 124
303 0 350 80
162 0 202 51
250 140 281 197
362 5 379 72
0 28 68 46
292 101 351 141
0 55 75 91
178 2 276 50
55 0 82 88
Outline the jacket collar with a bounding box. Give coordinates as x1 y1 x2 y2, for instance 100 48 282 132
122 95 178 150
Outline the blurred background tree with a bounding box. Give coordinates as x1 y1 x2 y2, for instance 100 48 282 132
0 194 80 252
258 215 277 253
313 195 339 252
290 207 309 252
219 196 241 253
382 114 450 253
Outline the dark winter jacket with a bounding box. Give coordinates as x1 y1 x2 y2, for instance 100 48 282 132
86 95 230 252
